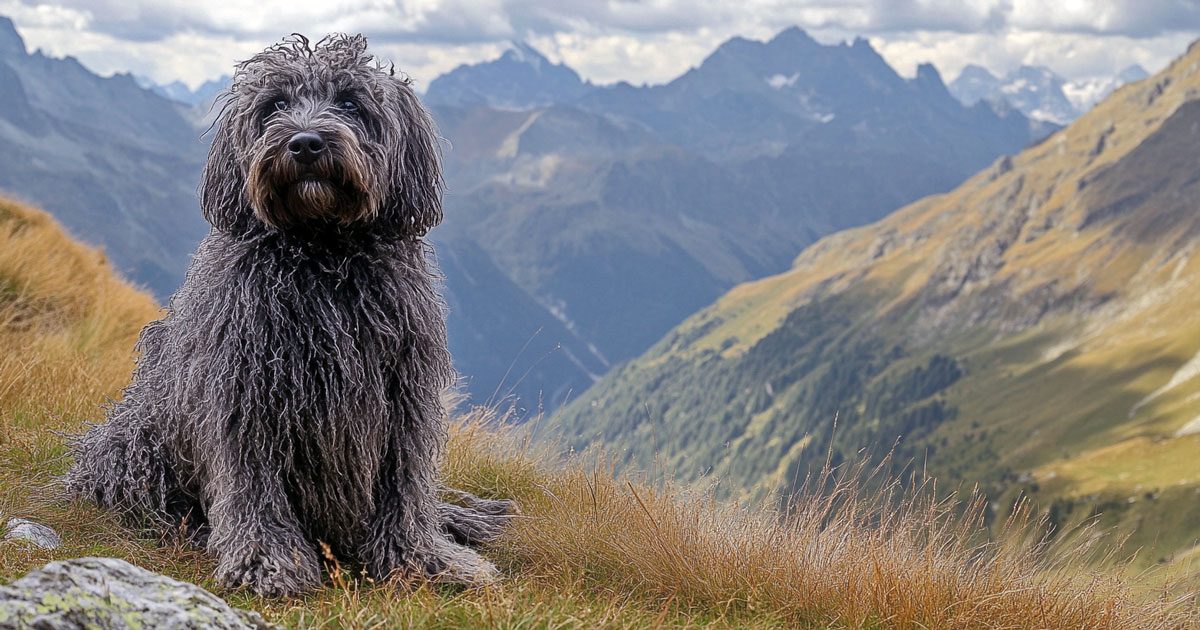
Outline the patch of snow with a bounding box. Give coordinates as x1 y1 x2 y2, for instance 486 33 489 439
1130 348 1200 417
545 299 610 367
1028 108 1070 125
1064 70 1146 114
496 111 542 159
1041 339 1077 363
560 346 602 382
1063 77 1117 112
1176 416 1200 437
1001 78 1030 94
508 42 544 73
766 73 800 89
489 154 562 189
586 342 610 367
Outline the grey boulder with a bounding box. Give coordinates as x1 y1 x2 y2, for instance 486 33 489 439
0 557 277 629
3 519 61 550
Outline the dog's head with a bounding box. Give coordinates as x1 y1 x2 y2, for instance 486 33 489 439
201 34 442 238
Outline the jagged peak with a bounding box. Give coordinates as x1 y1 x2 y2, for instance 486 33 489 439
0 15 26 55
845 36 889 65
956 64 997 81
709 27 822 62
916 62 943 82
503 40 550 67
710 34 756 55
912 62 955 100
769 26 817 46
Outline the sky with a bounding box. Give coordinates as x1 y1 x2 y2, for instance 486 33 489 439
1 0 1198 91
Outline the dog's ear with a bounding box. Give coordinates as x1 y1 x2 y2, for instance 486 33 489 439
200 104 252 235
381 79 444 237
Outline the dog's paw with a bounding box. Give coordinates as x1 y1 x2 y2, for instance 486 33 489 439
425 539 500 587
439 487 518 546
440 500 516 546
442 487 520 516
366 536 499 587
215 543 321 597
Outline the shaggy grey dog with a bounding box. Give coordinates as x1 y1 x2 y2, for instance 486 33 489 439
66 34 513 597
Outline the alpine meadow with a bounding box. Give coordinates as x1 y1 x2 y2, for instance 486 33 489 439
0 195 1193 630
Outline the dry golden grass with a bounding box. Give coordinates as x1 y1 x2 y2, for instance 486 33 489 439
0 195 1196 628
0 197 158 427
445 417 1197 629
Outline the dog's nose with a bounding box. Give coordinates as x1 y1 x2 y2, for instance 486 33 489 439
287 131 326 165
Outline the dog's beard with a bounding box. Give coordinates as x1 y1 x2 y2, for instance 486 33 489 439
247 131 377 230
285 177 339 216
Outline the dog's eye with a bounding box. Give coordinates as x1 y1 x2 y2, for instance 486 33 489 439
339 99 359 114
274 99 289 111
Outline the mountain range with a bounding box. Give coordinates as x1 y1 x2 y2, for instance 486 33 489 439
0 18 209 294
554 42 1200 569
136 75 229 109
949 63 1149 124
423 29 1050 409
0 17 1047 412
424 41 592 109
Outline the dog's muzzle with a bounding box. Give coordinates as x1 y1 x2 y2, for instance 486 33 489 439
246 114 378 231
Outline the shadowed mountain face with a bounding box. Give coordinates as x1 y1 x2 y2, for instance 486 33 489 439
0 18 1046 412
554 42 1200 569
436 237 606 413
0 17 209 295
424 31 1049 410
425 42 592 109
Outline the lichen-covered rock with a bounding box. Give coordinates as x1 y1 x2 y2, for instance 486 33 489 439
3 518 61 550
0 557 277 629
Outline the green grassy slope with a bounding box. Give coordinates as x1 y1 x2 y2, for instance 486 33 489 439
554 42 1200 576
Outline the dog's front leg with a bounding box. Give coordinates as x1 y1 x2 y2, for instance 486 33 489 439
361 447 500 587
205 441 321 597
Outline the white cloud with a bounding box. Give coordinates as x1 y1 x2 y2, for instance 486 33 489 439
0 0 1197 90
872 28 1192 83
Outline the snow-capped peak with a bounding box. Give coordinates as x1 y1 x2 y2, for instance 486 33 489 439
505 41 547 73
766 73 800 89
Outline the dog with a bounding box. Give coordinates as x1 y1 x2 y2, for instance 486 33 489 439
66 33 512 597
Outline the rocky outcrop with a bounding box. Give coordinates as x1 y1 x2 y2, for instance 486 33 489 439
3 518 61 550
0 557 276 629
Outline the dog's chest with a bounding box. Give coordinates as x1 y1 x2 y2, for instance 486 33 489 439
233 253 420 528
189 242 432 447
249 256 413 418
